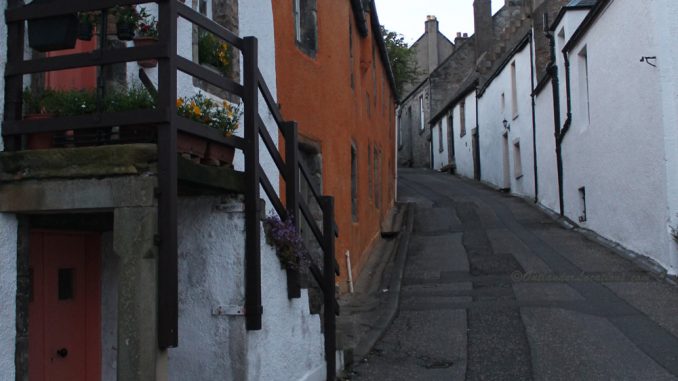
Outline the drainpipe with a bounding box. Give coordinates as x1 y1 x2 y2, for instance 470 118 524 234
547 25 565 216
475 86 481 180
529 31 539 203
560 51 573 141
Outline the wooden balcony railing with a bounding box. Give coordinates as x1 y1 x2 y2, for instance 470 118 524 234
3 1 338 379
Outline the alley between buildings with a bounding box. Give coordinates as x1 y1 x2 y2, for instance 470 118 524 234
350 168 678 381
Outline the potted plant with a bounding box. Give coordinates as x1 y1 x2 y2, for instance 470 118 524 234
198 30 233 77
112 6 145 41
104 85 156 143
133 13 159 68
77 11 99 41
204 100 241 166
27 0 78 52
22 88 56 149
176 92 241 166
262 215 308 271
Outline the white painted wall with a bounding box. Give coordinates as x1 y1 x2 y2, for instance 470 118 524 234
0 2 17 379
0 214 17 381
478 44 535 197
169 196 326 381
559 0 674 274
654 0 678 273
451 92 477 180
534 85 559 213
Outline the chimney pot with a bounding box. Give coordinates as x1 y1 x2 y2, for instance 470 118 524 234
457 32 462 38
463 33 469 38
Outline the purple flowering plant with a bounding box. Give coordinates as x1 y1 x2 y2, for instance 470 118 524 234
262 215 308 270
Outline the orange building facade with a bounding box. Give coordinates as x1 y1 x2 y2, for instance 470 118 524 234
272 0 397 291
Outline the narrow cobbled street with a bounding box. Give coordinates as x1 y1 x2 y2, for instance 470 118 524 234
351 168 678 381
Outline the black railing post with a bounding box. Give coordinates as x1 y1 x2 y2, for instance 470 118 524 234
3 0 25 151
157 0 179 349
243 36 263 331
284 121 301 299
320 196 337 381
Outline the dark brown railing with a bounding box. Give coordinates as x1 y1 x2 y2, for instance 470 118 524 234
3 1 338 379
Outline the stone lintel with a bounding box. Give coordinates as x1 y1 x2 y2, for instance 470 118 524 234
0 176 157 213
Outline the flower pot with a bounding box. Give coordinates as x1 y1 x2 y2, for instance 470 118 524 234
24 114 54 149
203 141 235 167
116 21 135 41
133 36 158 68
77 22 94 41
27 0 78 52
177 132 207 162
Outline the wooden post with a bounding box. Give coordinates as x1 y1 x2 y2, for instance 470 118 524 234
156 0 179 349
3 1 25 151
285 121 301 299
243 36 263 331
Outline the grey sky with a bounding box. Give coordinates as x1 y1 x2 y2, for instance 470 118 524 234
374 0 504 45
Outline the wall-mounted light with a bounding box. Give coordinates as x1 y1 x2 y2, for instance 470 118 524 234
503 119 511 131
640 56 657 68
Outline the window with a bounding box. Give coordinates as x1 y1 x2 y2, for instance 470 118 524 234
351 143 358 222
578 46 590 124
192 0 239 98
510 61 518 118
513 139 523 179
294 0 317 56
374 146 381 209
349 19 354 90
419 95 425 132
368 142 372 200
438 122 444 153
459 100 466 137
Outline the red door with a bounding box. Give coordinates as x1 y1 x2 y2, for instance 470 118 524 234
45 39 98 91
29 231 101 381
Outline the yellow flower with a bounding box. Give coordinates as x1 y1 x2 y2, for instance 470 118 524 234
176 98 184 108
191 103 201 116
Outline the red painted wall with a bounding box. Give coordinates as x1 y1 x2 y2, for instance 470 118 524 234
273 1 396 291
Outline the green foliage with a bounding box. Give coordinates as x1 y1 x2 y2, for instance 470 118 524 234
23 84 155 117
381 26 421 100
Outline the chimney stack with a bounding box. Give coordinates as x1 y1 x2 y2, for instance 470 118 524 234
426 15 440 73
455 31 469 46
473 0 493 60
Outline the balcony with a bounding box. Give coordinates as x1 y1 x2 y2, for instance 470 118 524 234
2 1 338 379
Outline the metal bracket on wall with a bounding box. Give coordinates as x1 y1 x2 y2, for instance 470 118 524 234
212 305 246 316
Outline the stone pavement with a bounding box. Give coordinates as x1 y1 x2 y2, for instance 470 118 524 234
347 168 678 381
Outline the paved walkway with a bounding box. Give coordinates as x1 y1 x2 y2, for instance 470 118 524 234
350 168 678 381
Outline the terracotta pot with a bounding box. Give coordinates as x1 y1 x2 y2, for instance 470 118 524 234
204 142 235 167
177 132 207 162
24 114 54 150
133 37 158 68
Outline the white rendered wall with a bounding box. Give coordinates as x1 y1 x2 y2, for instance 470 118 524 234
478 45 535 197
0 1 18 378
0 214 17 381
533 85 559 213
451 92 477 180
654 0 678 273
560 0 673 273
